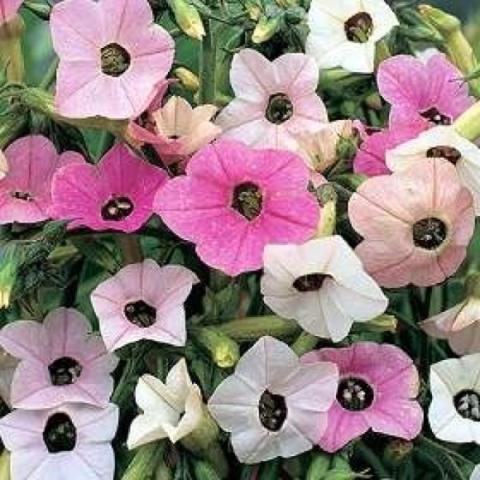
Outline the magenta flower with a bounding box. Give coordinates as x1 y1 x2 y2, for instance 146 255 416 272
154 140 319 276
50 143 168 233
349 158 475 288
216 49 328 150
0 308 118 410
0 0 22 24
303 342 423 452
0 135 83 225
91 259 198 352
0 403 118 480
377 54 473 131
50 0 174 119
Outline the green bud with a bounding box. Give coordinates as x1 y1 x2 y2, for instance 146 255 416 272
167 0 205 40
22 0 52 20
352 314 397 334
193 327 240 368
0 16 25 82
0 243 21 309
174 67 200 92
307 453 331 480
245 0 262 21
455 101 480 142
0 451 10 480
252 15 281 44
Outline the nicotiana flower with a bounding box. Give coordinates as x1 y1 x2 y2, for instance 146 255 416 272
387 126 480 215
306 0 398 73
127 359 203 449
429 354 480 444
378 54 473 131
154 140 319 276
50 143 168 233
208 336 338 464
0 308 118 410
0 135 83 225
295 120 355 173
215 49 327 150
303 342 423 452
50 0 174 119
261 236 388 342
349 158 475 288
0 403 118 480
0 0 22 24
0 347 17 406
129 95 221 170
91 259 198 351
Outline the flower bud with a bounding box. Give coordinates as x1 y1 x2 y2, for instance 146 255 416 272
0 16 25 82
245 0 262 21
174 67 200 92
0 451 10 480
284 6 305 25
194 327 240 368
167 0 205 41
0 243 21 309
252 15 281 44
352 314 397 334
315 183 337 238
455 101 480 142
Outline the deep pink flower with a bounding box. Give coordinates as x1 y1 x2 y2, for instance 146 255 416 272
0 135 83 224
0 403 118 480
349 158 475 288
377 54 474 131
0 0 22 24
50 143 168 232
154 140 319 276
0 308 118 410
50 0 174 119
91 259 198 351
303 342 423 452
216 49 328 150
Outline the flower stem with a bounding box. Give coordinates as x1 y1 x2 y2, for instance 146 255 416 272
39 57 59 90
454 100 480 142
291 331 318 356
199 19 217 104
0 17 25 83
116 234 143 265
355 441 391 478
121 442 166 480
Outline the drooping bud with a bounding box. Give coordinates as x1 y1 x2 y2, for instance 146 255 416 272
454 101 480 142
252 15 281 44
167 0 205 41
193 327 240 368
174 67 200 92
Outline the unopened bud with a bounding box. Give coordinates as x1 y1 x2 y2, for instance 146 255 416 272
245 0 262 21
252 15 281 44
174 67 200 92
0 243 21 309
0 16 25 82
168 0 205 40
0 451 10 480
194 327 240 368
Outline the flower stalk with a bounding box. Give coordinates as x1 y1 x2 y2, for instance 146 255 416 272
121 442 166 480
0 16 25 82
454 100 480 142
198 19 217 104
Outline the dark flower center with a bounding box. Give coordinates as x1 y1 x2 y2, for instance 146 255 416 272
265 93 294 124
258 390 287 431
124 300 157 328
100 43 131 77
101 196 134 221
344 12 374 43
426 145 462 164
420 107 451 126
11 190 33 201
337 377 374 411
43 413 77 453
48 357 83 386
293 273 330 292
454 389 480 421
412 217 447 250
231 182 263 221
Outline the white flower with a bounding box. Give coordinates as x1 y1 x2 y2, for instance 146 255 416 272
306 0 398 73
387 125 480 214
429 354 480 444
471 465 480 480
127 359 203 449
261 236 388 342
208 336 338 464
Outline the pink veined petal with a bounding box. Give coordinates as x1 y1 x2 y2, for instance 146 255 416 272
0 321 48 363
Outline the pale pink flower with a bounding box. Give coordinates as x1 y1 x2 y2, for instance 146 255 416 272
208 336 338 463
348 158 475 287
91 259 198 351
216 49 328 150
0 403 118 480
0 135 83 224
377 54 474 131
0 308 118 410
50 0 174 119
0 347 17 406
303 342 423 452
0 0 22 24
50 143 168 233
154 140 319 276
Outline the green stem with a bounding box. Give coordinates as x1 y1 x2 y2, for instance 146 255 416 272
291 331 318 356
39 57 59 90
0 17 25 83
117 234 143 265
454 100 480 142
356 441 391 478
199 19 217 104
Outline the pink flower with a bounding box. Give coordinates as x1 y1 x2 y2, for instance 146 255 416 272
0 135 83 225
377 54 474 131
349 158 475 288
50 0 174 119
0 403 118 480
50 143 168 233
91 259 198 352
216 49 328 150
303 342 423 452
353 125 422 177
0 0 22 24
0 308 118 410
154 140 319 276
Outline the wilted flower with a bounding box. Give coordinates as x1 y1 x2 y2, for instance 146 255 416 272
0 308 118 409
208 336 338 463
303 342 423 452
306 0 398 73
261 236 388 342
154 140 319 276
91 259 198 351
216 49 327 150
